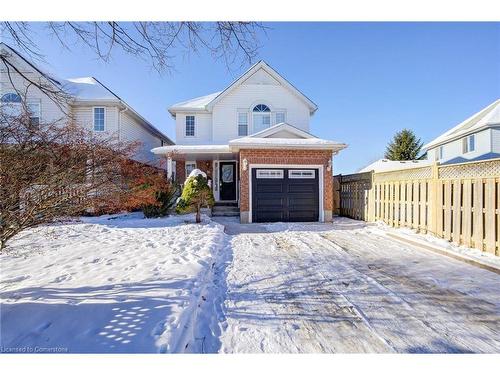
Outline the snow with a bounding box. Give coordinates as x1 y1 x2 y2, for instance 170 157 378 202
0 212 224 353
358 159 433 173
169 91 221 111
188 168 207 179
213 217 500 353
64 77 118 101
229 136 346 150
2 214 500 353
151 144 231 155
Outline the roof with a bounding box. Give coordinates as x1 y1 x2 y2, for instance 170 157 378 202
358 159 433 173
423 99 500 150
168 60 318 116
151 144 231 155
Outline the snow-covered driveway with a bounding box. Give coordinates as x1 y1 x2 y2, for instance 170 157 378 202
215 218 500 353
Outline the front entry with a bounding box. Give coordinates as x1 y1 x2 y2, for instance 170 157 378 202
219 162 237 201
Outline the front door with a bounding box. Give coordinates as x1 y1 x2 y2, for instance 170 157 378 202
219 162 237 201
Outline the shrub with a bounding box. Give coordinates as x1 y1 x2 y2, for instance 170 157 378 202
176 171 214 223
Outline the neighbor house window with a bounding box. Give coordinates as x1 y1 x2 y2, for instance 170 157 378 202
185 115 195 136
463 135 475 153
252 104 271 133
275 111 285 124
28 101 41 126
238 113 248 136
185 162 196 177
1 92 22 116
93 107 105 131
439 146 444 160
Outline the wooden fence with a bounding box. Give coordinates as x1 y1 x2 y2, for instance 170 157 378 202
334 158 500 256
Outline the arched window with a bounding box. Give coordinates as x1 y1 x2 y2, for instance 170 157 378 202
252 104 271 132
1 93 22 103
253 104 270 112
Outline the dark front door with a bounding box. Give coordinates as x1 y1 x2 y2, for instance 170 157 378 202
219 162 237 201
252 168 319 222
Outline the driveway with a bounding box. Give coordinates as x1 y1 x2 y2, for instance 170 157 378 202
213 217 500 353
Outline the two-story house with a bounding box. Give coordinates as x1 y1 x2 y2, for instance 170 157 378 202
152 61 347 223
0 42 173 166
424 99 500 164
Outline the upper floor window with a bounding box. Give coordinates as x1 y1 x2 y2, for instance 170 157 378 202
462 134 475 153
238 113 248 136
28 101 41 126
253 104 271 133
185 115 195 137
438 146 444 160
1 93 22 103
275 111 286 124
93 107 105 132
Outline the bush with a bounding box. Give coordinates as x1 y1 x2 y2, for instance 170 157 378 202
143 185 179 218
176 171 214 223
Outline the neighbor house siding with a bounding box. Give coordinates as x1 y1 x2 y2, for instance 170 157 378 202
0 60 69 123
120 111 164 165
72 105 120 137
428 128 492 163
491 127 500 153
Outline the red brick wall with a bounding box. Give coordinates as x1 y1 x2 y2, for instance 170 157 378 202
239 149 333 217
175 160 185 182
173 159 212 183
196 160 213 179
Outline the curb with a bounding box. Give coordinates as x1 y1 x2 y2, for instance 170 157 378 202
386 232 500 275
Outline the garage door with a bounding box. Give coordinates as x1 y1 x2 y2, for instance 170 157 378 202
252 168 319 223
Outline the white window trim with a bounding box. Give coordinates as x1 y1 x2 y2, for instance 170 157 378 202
185 161 196 177
288 169 315 179
237 112 248 136
185 115 195 137
93 106 106 132
256 169 284 179
463 134 475 154
248 164 324 223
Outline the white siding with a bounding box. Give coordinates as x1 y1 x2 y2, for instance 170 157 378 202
491 127 500 153
120 111 164 165
211 83 310 144
428 128 492 162
172 67 312 145
72 105 120 137
175 112 213 145
1 57 69 124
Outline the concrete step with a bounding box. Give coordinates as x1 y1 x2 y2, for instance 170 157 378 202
212 211 240 217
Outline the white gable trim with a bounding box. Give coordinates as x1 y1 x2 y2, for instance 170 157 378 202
248 122 316 139
206 61 318 114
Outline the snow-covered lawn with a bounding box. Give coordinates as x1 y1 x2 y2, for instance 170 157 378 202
0 213 225 353
216 217 500 353
2 214 500 353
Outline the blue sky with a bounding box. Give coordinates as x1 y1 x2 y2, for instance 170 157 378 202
21 22 500 174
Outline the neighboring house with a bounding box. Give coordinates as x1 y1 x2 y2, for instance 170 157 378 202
0 42 173 166
152 61 347 223
358 159 433 173
424 99 500 164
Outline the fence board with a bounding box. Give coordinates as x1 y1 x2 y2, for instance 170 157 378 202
336 158 500 256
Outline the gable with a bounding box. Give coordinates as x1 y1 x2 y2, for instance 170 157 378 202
242 68 280 86
266 129 305 139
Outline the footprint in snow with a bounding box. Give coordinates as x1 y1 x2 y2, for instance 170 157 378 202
52 274 72 283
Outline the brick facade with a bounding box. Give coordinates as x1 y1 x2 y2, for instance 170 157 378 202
173 158 212 183
238 148 334 222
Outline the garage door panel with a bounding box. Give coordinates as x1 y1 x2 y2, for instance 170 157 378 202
252 168 319 223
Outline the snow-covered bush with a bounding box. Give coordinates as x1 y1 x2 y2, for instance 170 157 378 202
175 172 214 223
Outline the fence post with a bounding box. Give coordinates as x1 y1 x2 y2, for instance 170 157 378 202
428 162 439 237
367 171 375 222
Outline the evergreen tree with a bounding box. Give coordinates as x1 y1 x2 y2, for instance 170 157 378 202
384 129 423 160
176 172 215 223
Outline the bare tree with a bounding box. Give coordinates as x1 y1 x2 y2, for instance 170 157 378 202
1 22 265 99
0 107 144 251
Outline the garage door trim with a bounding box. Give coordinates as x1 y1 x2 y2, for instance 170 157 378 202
248 164 324 223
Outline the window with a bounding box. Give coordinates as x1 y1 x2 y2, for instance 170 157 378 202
185 162 196 177
289 169 315 179
1 93 22 103
238 113 248 136
253 104 271 133
93 107 105 131
438 146 444 160
275 111 286 124
28 101 41 126
463 135 475 153
256 169 284 179
185 115 195 136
